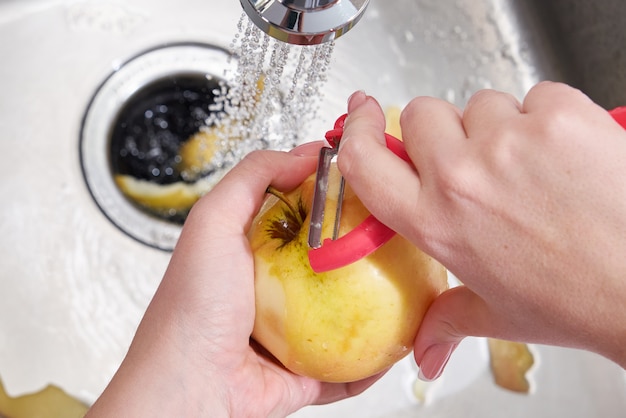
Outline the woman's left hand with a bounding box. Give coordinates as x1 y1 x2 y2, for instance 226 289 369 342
86 143 385 418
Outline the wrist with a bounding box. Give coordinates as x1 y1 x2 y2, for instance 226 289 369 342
578 279 626 370
87 309 230 417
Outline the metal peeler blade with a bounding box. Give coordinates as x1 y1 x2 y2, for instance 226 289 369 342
308 146 345 249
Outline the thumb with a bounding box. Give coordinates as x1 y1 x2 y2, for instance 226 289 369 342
413 286 514 381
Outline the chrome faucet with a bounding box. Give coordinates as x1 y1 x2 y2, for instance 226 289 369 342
239 0 370 45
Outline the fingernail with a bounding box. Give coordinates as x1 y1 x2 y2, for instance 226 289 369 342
417 343 456 382
347 90 367 112
341 91 367 153
289 141 324 157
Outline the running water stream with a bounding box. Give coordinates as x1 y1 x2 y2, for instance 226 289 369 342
208 13 335 168
101 13 337 227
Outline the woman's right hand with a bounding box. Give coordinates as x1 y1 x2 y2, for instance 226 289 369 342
337 83 626 380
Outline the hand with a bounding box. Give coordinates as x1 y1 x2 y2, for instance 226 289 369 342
86 144 384 418
337 83 626 381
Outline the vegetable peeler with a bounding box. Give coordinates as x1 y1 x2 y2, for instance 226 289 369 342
307 114 409 273
307 107 626 273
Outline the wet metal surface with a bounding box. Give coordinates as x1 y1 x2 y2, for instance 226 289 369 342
0 0 624 415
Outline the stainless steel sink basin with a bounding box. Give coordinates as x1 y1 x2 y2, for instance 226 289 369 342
0 0 624 416
533 0 626 109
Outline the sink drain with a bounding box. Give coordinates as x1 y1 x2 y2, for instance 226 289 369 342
80 42 236 251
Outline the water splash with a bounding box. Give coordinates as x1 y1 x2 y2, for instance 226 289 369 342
208 13 334 168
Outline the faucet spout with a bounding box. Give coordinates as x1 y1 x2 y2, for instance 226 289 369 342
240 0 369 45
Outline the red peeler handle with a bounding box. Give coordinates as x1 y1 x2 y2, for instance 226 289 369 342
308 107 626 273
609 106 626 129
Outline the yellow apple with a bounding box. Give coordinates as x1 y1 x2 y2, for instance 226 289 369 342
248 164 448 383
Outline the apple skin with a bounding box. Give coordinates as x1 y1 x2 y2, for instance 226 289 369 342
248 165 448 383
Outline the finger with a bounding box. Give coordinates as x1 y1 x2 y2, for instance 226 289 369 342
313 370 387 405
160 150 320 343
290 140 325 157
188 148 320 237
276 369 386 417
399 96 466 182
337 93 421 234
462 89 522 136
522 81 620 130
168 149 319 287
413 286 519 381
522 81 593 115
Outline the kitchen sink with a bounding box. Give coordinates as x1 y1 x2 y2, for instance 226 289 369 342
0 0 624 416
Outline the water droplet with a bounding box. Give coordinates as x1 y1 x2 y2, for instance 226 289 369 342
211 14 334 163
